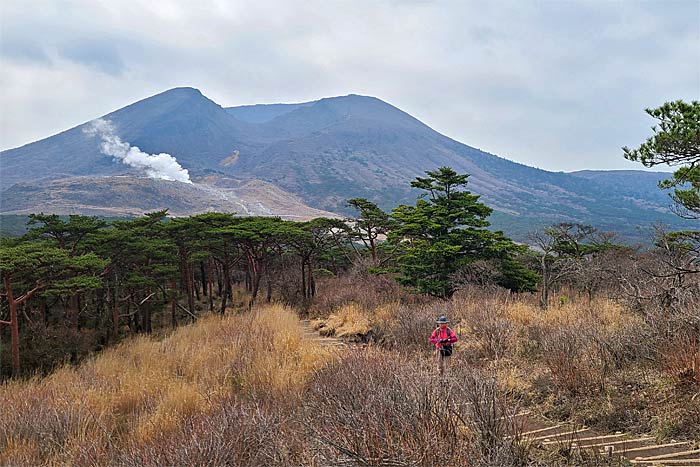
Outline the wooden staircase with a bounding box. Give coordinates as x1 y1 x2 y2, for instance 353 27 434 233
520 420 699 466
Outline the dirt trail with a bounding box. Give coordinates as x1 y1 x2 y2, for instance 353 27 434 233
300 322 699 465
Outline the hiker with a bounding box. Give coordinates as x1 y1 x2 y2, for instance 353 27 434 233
429 315 458 376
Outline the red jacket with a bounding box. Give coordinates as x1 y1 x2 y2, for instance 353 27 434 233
430 326 458 349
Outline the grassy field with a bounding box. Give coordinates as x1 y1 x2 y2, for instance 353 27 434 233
0 304 333 466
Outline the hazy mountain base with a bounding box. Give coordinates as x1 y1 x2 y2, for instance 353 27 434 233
0 176 337 221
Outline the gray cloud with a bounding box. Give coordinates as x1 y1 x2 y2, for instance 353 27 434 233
1 0 698 172
58 40 127 76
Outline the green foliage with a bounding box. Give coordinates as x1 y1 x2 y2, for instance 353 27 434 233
0 238 109 306
624 100 700 219
347 198 396 263
27 213 108 252
496 256 539 293
389 167 537 297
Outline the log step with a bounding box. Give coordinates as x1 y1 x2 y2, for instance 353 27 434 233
631 460 700 466
529 428 593 443
626 443 693 460
542 433 627 447
632 449 700 462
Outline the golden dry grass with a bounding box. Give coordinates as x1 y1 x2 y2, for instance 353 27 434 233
0 304 333 466
312 303 373 337
504 298 637 330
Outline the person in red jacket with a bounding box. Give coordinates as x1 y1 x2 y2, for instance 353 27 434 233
429 315 458 376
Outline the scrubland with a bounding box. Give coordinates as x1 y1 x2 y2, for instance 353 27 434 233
312 273 700 444
2 271 698 466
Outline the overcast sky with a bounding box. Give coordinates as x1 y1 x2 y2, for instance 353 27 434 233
1 0 698 171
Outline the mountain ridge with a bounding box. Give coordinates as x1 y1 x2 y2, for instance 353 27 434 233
0 87 691 241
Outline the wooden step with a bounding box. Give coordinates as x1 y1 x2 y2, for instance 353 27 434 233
530 428 593 443
542 433 627 447
631 460 700 466
589 437 654 453
625 443 693 460
633 449 700 462
640 443 700 460
519 417 554 433
522 424 587 439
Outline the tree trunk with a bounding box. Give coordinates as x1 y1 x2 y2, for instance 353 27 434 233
540 256 549 309
69 294 80 330
131 295 141 333
193 263 201 301
369 237 377 264
113 288 119 338
200 261 207 297
301 260 307 299
2 273 21 377
215 261 223 297
207 258 214 312
249 266 261 309
40 299 47 328
309 263 316 298
186 262 196 322
266 275 272 303
220 263 230 315
143 289 152 333
170 279 178 329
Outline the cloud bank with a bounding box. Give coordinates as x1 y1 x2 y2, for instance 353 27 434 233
1 0 698 171
84 119 191 183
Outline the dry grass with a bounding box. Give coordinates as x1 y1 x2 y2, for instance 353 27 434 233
311 302 406 342
662 330 700 390
312 303 373 338
0 304 333 466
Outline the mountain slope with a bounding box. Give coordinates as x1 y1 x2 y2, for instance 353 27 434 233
0 176 335 220
0 88 254 187
225 101 316 123
1 87 692 241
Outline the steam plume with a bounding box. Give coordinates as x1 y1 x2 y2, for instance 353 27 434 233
84 119 191 183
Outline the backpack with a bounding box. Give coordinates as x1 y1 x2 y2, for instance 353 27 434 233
437 326 454 357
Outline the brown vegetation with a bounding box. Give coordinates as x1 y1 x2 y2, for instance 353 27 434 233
0 304 332 465
2 240 698 465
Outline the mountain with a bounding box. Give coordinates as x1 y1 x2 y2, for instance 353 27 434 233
0 88 255 187
1 87 692 241
225 101 316 123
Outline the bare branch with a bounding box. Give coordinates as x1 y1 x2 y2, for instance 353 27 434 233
176 302 198 320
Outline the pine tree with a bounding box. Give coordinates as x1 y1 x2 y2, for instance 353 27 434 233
390 167 537 298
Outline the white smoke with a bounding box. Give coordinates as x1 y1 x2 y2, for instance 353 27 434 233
84 118 191 183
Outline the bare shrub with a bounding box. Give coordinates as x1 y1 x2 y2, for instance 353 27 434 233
385 303 442 351
539 324 597 395
312 266 421 316
116 397 305 467
454 369 528 465
661 330 700 389
302 350 528 467
302 350 467 466
445 287 518 360
463 302 514 360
